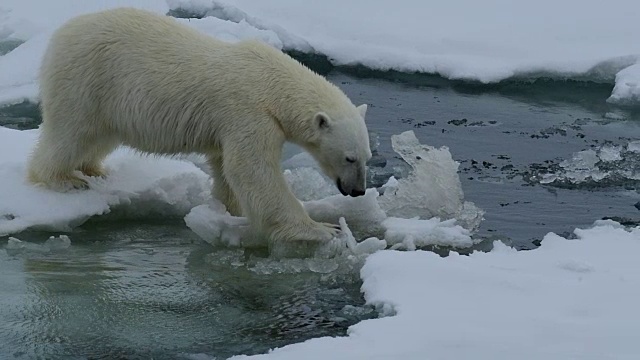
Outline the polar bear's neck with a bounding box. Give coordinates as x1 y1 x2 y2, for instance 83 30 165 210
238 41 354 145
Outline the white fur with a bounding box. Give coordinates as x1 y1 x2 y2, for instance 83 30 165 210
27 8 371 243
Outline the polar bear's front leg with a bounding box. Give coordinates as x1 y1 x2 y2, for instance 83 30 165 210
221 133 338 243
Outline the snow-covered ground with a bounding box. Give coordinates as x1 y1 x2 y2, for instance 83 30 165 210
1 0 639 105
2 1 640 359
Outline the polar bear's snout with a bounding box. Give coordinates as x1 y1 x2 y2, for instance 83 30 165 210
336 171 366 197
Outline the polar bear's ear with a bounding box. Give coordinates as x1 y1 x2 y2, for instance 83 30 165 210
357 104 368 119
314 112 331 130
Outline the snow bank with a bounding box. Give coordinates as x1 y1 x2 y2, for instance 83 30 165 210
232 220 640 360
0 126 211 236
2 0 640 106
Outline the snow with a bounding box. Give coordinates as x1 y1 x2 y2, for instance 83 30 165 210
232 220 640 360
0 126 211 236
1 0 640 105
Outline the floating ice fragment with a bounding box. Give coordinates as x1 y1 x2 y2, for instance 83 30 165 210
558 149 609 183
379 176 398 195
354 237 387 254
383 217 474 249
306 258 340 273
628 141 640 153
378 131 483 231
5 234 71 253
598 145 622 162
284 167 338 201
183 201 249 248
44 234 71 250
603 111 627 120
6 237 24 250
560 149 599 170
304 189 387 239
537 140 640 188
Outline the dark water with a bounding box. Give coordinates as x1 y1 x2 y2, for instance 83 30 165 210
2 67 640 358
327 72 640 248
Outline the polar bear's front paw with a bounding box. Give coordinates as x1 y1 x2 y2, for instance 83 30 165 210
320 222 341 237
80 165 108 178
299 221 340 242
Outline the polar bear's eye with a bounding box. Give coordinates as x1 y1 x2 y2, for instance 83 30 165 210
345 156 356 163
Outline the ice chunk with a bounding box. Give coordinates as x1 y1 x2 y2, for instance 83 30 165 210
628 141 640 153
353 237 387 254
5 234 71 253
608 63 640 106
304 189 387 239
183 201 250 248
281 151 319 170
603 111 628 121
284 168 338 201
598 145 622 162
378 131 483 231
6 237 24 250
383 217 473 249
558 149 608 183
380 176 399 193
44 234 71 250
537 140 640 188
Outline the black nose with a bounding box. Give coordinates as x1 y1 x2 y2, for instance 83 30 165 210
349 189 366 197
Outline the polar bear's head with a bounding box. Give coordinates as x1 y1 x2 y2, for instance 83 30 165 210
309 104 371 197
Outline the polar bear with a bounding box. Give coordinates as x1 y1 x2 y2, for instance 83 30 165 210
27 8 371 243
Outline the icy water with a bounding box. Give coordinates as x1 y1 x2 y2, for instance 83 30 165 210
2 69 640 358
1 220 372 359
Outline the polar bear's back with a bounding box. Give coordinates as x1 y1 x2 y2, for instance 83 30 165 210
39 8 288 154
